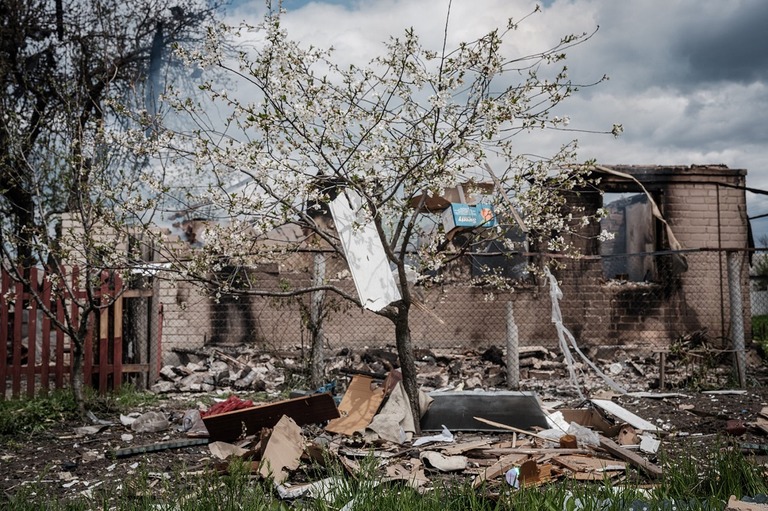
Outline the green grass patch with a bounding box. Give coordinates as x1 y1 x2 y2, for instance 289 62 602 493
0 384 161 441
0 389 79 439
752 315 768 357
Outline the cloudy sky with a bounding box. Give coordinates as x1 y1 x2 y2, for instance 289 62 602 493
223 0 768 240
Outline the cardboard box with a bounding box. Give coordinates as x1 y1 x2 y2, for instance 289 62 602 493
442 202 497 232
409 182 495 212
559 408 622 437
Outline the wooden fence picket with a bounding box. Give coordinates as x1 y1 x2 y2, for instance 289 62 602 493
1 266 152 399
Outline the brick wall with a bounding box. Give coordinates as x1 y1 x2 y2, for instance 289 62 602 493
155 165 751 363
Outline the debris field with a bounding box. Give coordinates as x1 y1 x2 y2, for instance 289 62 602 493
2 346 768 508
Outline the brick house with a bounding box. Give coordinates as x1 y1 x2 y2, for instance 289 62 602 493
157 164 751 366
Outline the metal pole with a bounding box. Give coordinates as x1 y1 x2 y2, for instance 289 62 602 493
506 301 520 390
727 251 747 387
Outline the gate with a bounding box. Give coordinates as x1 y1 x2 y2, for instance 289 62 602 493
1 267 157 399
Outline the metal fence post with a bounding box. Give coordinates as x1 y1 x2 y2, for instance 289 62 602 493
506 301 519 390
727 250 747 387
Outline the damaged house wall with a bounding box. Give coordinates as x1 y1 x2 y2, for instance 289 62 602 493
153 164 751 365
554 164 750 350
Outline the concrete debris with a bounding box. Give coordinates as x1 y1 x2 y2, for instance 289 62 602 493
154 343 737 401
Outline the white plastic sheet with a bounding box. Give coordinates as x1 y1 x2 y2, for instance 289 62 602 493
545 267 626 397
329 191 401 311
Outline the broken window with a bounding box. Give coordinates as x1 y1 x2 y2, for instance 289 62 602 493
469 227 530 282
600 192 660 282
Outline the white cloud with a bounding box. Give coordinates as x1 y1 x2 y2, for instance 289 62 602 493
222 0 768 237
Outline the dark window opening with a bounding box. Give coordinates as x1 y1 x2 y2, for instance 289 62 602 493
600 192 661 282
469 227 530 282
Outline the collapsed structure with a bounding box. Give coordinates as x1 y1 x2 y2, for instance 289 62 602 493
156 164 749 367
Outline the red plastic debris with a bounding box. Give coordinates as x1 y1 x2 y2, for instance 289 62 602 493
201 395 255 418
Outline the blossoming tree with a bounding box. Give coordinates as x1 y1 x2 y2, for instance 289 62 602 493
146 4 619 426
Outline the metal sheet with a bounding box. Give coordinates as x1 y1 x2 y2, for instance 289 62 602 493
420 391 548 432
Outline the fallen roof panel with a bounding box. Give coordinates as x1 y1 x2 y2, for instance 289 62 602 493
420 391 548 432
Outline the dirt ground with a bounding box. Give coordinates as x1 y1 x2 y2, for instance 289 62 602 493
2 349 768 504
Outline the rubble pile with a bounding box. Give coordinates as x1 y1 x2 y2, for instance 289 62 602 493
150 342 757 397
116 344 768 506
16 349 768 508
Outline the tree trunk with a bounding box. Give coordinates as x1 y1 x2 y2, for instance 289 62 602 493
70 339 86 418
393 302 421 434
70 310 92 418
309 253 326 389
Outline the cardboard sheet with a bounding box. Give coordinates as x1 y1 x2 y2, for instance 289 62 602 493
325 375 385 435
259 415 304 483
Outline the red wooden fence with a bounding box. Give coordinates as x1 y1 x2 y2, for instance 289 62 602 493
0 267 141 399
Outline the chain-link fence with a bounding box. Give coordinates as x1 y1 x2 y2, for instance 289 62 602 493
155 246 763 385
750 248 768 354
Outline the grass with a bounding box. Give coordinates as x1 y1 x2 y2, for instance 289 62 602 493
0 389 79 438
752 315 768 359
2 437 767 510
0 384 160 441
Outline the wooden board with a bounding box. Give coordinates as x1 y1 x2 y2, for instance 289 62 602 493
591 399 661 433
202 393 340 442
553 454 626 474
598 435 663 478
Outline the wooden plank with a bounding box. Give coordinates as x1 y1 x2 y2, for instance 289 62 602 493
202 393 340 442
553 454 626 473
472 417 553 442
591 399 662 433
55 291 66 389
598 435 662 478
0 270 9 399
26 267 38 398
99 274 109 394
40 271 52 394
12 279 24 398
121 289 154 298
70 267 80 384
469 447 594 458
84 310 94 390
472 453 530 488
113 276 123 391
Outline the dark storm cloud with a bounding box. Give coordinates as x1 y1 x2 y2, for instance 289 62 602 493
675 2 768 85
